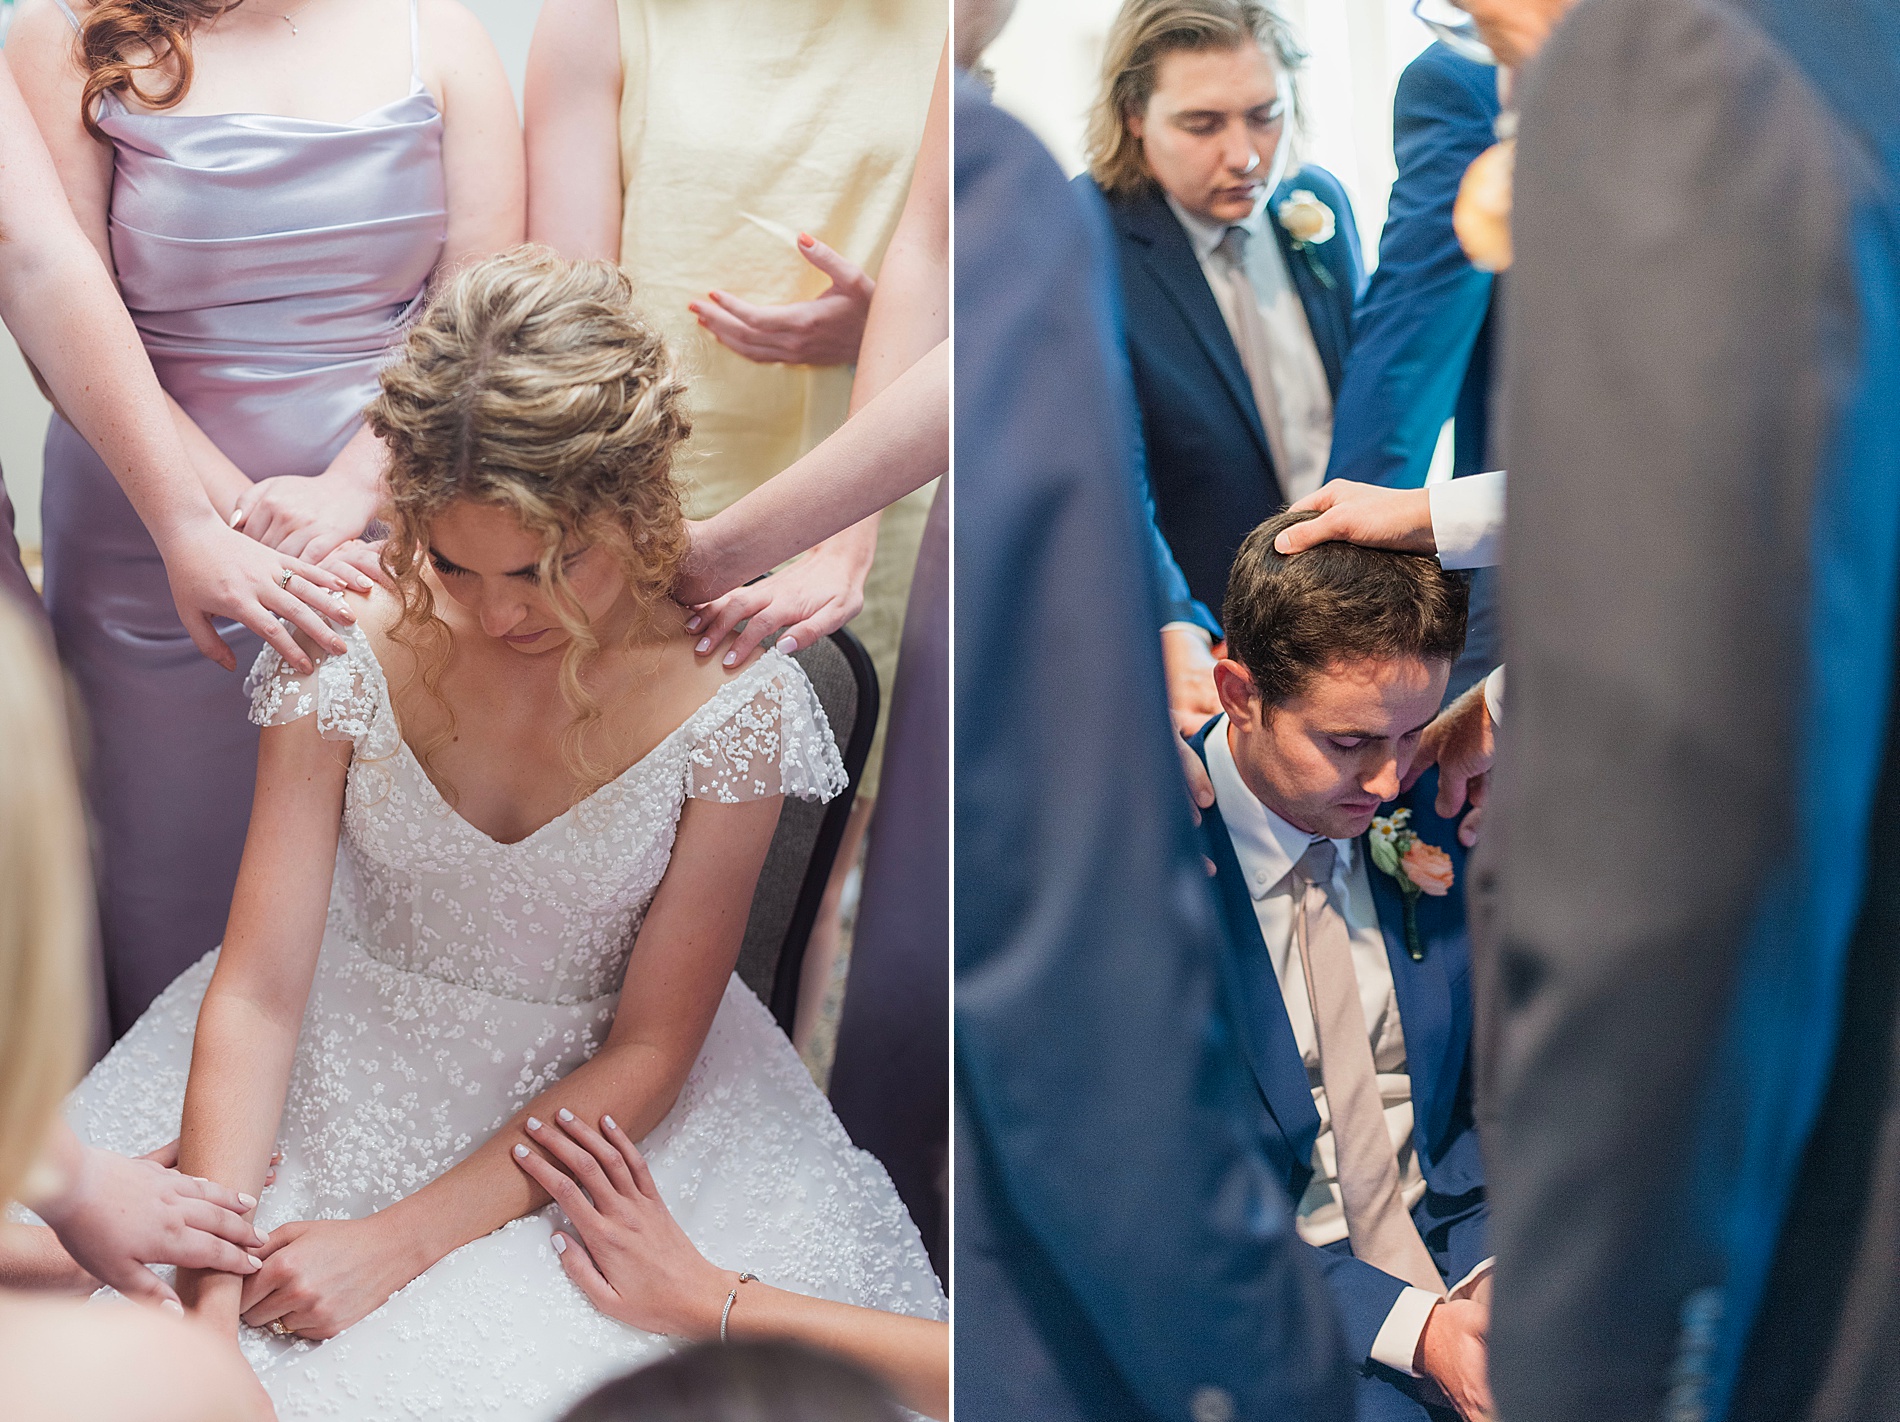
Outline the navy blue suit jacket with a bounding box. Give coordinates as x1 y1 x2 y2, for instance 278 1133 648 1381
954 77 1351 1422
1329 44 1500 490
1328 44 1503 702
1189 722 1488 1363
1092 170 1365 618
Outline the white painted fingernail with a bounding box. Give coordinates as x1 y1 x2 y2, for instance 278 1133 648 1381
775 635 797 655
695 637 711 654
557 1108 574 1123
161 1298 184 1315
254 1228 269 1246
526 1117 541 1131
238 1193 256 1209
247 1255 263 1269
513 1144 530 1159
601 1114 617 1133
723 650 738 667
551 1234 567 1256
685 615 702 631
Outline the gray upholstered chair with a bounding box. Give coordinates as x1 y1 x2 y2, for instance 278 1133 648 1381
734 627 879 1036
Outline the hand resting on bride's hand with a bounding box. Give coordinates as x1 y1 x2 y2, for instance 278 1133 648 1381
29 1131 270 1310
513 1111 951 1420
511 1110 730 1339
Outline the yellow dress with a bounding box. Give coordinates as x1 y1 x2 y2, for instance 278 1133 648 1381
616 0 942 795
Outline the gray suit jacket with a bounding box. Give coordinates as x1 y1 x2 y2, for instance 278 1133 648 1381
1483 0 1900 1419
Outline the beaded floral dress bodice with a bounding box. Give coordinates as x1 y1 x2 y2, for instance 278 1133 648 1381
246 624 846 1009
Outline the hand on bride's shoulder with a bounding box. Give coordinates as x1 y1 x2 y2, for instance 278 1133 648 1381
0 1294 271 1422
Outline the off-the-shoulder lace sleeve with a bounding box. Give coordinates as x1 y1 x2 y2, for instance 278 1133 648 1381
685 656 848 804
243 623 399 759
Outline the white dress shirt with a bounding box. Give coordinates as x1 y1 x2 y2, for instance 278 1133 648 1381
1167 194 1335 502
1207 718 1487 1373
1428 470 1508 724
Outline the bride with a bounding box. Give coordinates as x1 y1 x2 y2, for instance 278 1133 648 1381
57 247 942 1418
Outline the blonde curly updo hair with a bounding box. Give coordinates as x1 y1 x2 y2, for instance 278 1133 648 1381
367 246 693 788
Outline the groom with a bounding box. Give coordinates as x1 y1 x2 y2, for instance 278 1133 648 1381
1189 509 1489 1421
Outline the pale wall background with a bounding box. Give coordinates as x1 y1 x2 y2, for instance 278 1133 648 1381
0 0 545 554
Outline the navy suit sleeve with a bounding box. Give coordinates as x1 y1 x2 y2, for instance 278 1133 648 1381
1328 45 1501 488
1309 1242 1411 1365
954 85 1350 1422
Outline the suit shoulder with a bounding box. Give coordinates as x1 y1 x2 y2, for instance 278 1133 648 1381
1286 164 1351 210
1396 41 1504 125
1283 165 1358 231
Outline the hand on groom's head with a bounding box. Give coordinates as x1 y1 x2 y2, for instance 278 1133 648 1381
1275 481 1436 557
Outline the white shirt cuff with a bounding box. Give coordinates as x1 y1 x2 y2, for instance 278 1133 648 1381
1449 1257 1495 1300
1369 1286 1443 1376
1483 666 1505 728
1161 621 1215 649
1429 470 1506 570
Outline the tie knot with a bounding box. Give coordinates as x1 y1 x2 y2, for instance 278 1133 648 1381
1292 839 1337 888
1219 224 1250 264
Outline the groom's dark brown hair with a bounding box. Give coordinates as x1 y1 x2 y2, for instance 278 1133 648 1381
1222 508 1469 706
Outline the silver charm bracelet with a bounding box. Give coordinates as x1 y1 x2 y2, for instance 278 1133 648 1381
720 1272 760 1342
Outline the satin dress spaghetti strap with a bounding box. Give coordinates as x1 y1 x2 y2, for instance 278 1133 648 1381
37 0 445 1037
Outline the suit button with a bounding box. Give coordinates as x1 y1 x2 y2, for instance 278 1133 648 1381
1190 1387 1235 1422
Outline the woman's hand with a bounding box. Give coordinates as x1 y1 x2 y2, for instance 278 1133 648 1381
156 512 354 673
317 539 388 593
689 234 874 368
686 523 875 664
232 468 383 565
33 1139 268 1310
240 1216 420 1340
511 1110 730 1339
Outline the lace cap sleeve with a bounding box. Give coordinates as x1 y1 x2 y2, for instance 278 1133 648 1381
244 622 399 758
685 654 848 805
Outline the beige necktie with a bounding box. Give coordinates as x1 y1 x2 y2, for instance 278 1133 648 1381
1215 225 1294 484
1290 840 1446 1295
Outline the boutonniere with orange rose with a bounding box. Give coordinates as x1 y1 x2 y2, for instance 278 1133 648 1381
1369 809 1454 961
1275 189 1338 291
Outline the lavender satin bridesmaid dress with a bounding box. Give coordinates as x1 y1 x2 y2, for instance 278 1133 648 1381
39 0 445 1037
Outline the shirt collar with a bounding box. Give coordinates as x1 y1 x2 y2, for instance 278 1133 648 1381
1204 714 1353 901
1165 190 1269 264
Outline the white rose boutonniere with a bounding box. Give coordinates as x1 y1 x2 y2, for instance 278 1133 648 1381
1276 188 1336 246
1275 189 1339 290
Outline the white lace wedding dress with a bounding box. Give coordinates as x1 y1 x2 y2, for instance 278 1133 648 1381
55 626 944 1419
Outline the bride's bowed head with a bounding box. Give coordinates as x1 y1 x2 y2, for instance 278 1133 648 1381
365 246 694 788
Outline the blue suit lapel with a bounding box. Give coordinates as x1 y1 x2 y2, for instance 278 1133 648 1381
1188 729 1321 1178
1119 189 1275 469
1269 185 1350 396
1362 834 1462 1154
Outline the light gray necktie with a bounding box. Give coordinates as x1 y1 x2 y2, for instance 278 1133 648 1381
1290 840 1445 1295
1215 225 1294 482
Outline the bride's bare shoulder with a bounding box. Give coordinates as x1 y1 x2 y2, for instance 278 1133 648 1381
350 585 421 674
